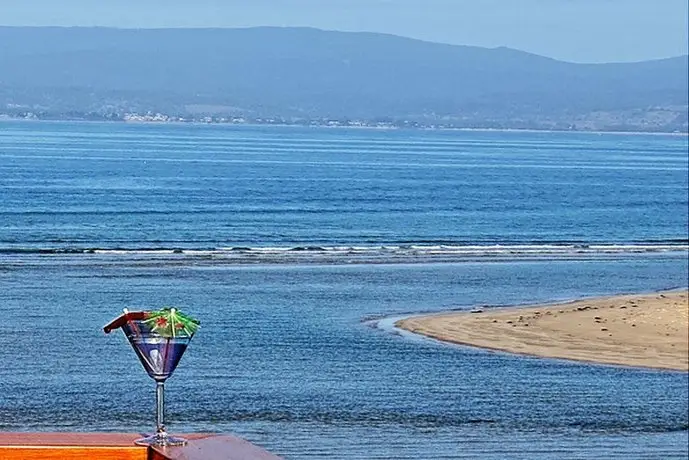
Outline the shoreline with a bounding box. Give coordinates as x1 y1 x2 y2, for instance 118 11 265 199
1 118 687 136
395 290 689 371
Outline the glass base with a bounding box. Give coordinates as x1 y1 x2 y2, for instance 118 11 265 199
134 433 188 447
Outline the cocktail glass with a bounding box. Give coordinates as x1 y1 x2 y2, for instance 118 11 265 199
104 308 200 447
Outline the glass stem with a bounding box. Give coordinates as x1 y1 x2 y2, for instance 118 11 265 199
156 381 166 437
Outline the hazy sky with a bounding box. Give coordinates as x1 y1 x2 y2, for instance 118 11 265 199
1 0 687 63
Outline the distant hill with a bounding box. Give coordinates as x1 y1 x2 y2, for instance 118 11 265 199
0 26 687 131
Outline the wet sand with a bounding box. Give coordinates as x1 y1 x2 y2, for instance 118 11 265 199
396 290 688 371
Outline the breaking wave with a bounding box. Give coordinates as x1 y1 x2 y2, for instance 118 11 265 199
1 242 687 266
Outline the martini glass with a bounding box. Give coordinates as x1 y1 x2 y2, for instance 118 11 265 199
104 308 199 447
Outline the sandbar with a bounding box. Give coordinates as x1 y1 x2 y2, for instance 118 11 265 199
396 290 688 371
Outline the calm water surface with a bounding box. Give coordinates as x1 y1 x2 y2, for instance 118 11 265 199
0 122 687 458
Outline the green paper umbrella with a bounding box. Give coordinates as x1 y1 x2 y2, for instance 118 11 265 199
143 307 200 338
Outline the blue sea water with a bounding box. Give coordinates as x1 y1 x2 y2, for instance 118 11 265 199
0 121 687 459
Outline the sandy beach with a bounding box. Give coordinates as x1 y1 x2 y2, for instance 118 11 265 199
396 290 689 371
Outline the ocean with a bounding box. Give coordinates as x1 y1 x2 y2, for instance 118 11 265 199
0 121 687 459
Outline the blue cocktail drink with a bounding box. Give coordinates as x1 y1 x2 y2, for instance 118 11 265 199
104 307 199 446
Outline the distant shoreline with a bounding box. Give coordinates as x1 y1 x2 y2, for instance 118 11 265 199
396 289 689 371
1 117 687 136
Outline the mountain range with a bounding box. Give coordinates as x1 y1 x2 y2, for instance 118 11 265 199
0 26 687 131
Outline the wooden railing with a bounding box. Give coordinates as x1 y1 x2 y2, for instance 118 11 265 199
0 432 282 460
